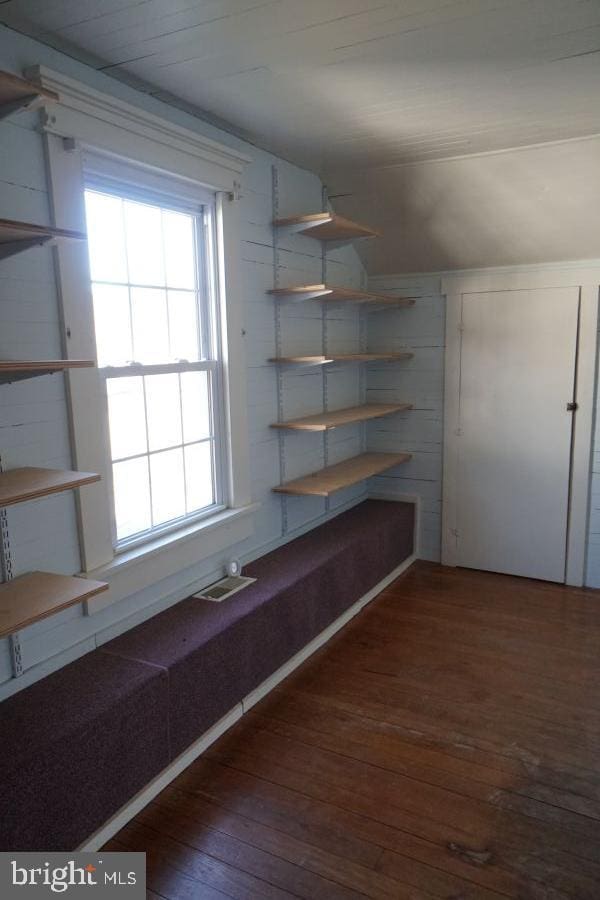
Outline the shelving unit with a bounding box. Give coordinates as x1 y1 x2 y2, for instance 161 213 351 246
269 351 413 366
268 283 417 307
0 572 108 638
273 212 378 242
0 86 101 676
0 360 94 385
0 70 59 120
271 402 412 432
273 452 412 497
0 467 100 508
0 218 87 261
270 186 415 505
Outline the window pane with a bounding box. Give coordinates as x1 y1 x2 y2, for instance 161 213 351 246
181 371 211 443
92 283 132 367
84 181 220 547
84 191 127 283
145 373 182 452
130 287 169 363
150 447 186 525
163 210 196 290
124 200 165 287
107 377 147 460
113 457 151 540
185 442 214 512
168 290 200 362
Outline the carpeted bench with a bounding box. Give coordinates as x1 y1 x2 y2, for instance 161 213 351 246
0 652 169 851
0 499 414 850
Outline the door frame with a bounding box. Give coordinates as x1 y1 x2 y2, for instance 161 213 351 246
441 263 600 586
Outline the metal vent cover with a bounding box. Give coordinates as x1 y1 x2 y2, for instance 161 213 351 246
193 574 256 602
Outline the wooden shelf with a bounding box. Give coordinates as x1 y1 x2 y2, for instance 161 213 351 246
273 213 378 242
271 402 412 432
268 283 417 307
269 352 413 366
0 219 87 261
0 467 100 508
273 452 412 497
0 571 108 638
0 70 59 120
0 360 94 385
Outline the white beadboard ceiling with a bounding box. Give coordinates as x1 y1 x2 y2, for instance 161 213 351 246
3 0 600 272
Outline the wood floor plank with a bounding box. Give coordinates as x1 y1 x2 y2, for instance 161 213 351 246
204 744 600 896
373 597 600 667
249 691 600 817
106 837 234 900
174 757 595 899
245 706 600 820
205 730 600 862
325 629 600 723
117 820 299 900
140 795 440 900
404 563 600 622
162 765 384 869
288 650 600 761
357 602 600 680
348 616 600 694
106 562 600 898
281 654 600 775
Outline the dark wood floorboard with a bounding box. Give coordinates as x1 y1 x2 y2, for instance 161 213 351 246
105 562 600 898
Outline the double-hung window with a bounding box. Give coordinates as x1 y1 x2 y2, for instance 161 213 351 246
83 160 225 549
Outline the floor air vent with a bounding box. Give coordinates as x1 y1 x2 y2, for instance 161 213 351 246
193 575 256 602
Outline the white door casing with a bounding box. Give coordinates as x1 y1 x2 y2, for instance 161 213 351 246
442 264 600 586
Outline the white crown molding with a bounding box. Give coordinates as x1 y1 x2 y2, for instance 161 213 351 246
369 258 600 285
25 65 251 191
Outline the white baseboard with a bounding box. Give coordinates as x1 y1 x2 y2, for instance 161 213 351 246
79 552 416 851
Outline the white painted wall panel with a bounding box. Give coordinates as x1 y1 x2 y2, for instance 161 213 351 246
367 276 445 562
0 28 368 697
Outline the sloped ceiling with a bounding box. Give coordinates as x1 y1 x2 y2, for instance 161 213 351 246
3 0 600 272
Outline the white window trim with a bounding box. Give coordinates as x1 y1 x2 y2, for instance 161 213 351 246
27 66 250 191
85 502 260 615
83 167 227 549
36 66 255 589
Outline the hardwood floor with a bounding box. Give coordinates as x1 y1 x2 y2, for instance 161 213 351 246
105 562 600 898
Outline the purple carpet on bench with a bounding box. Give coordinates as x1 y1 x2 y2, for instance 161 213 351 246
102 499 414 758
0 651 169 850
0 498 413 850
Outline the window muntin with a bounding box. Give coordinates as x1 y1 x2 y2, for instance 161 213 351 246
84 184 224 548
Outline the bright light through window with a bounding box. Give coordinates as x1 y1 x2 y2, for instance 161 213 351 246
84 186 222 547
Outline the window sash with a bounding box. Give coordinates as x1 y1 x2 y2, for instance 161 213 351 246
100 360 217 378
113 491 227 553
102 365 226 550
83 149 217 211
84 173 226 551
86 194 215 365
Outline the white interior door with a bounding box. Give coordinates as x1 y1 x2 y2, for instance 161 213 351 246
456 287 579 582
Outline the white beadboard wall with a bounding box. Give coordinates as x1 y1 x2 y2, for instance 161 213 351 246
0 26 370 697
367 275 444 563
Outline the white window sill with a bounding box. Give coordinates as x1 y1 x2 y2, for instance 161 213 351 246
84 502 259 615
